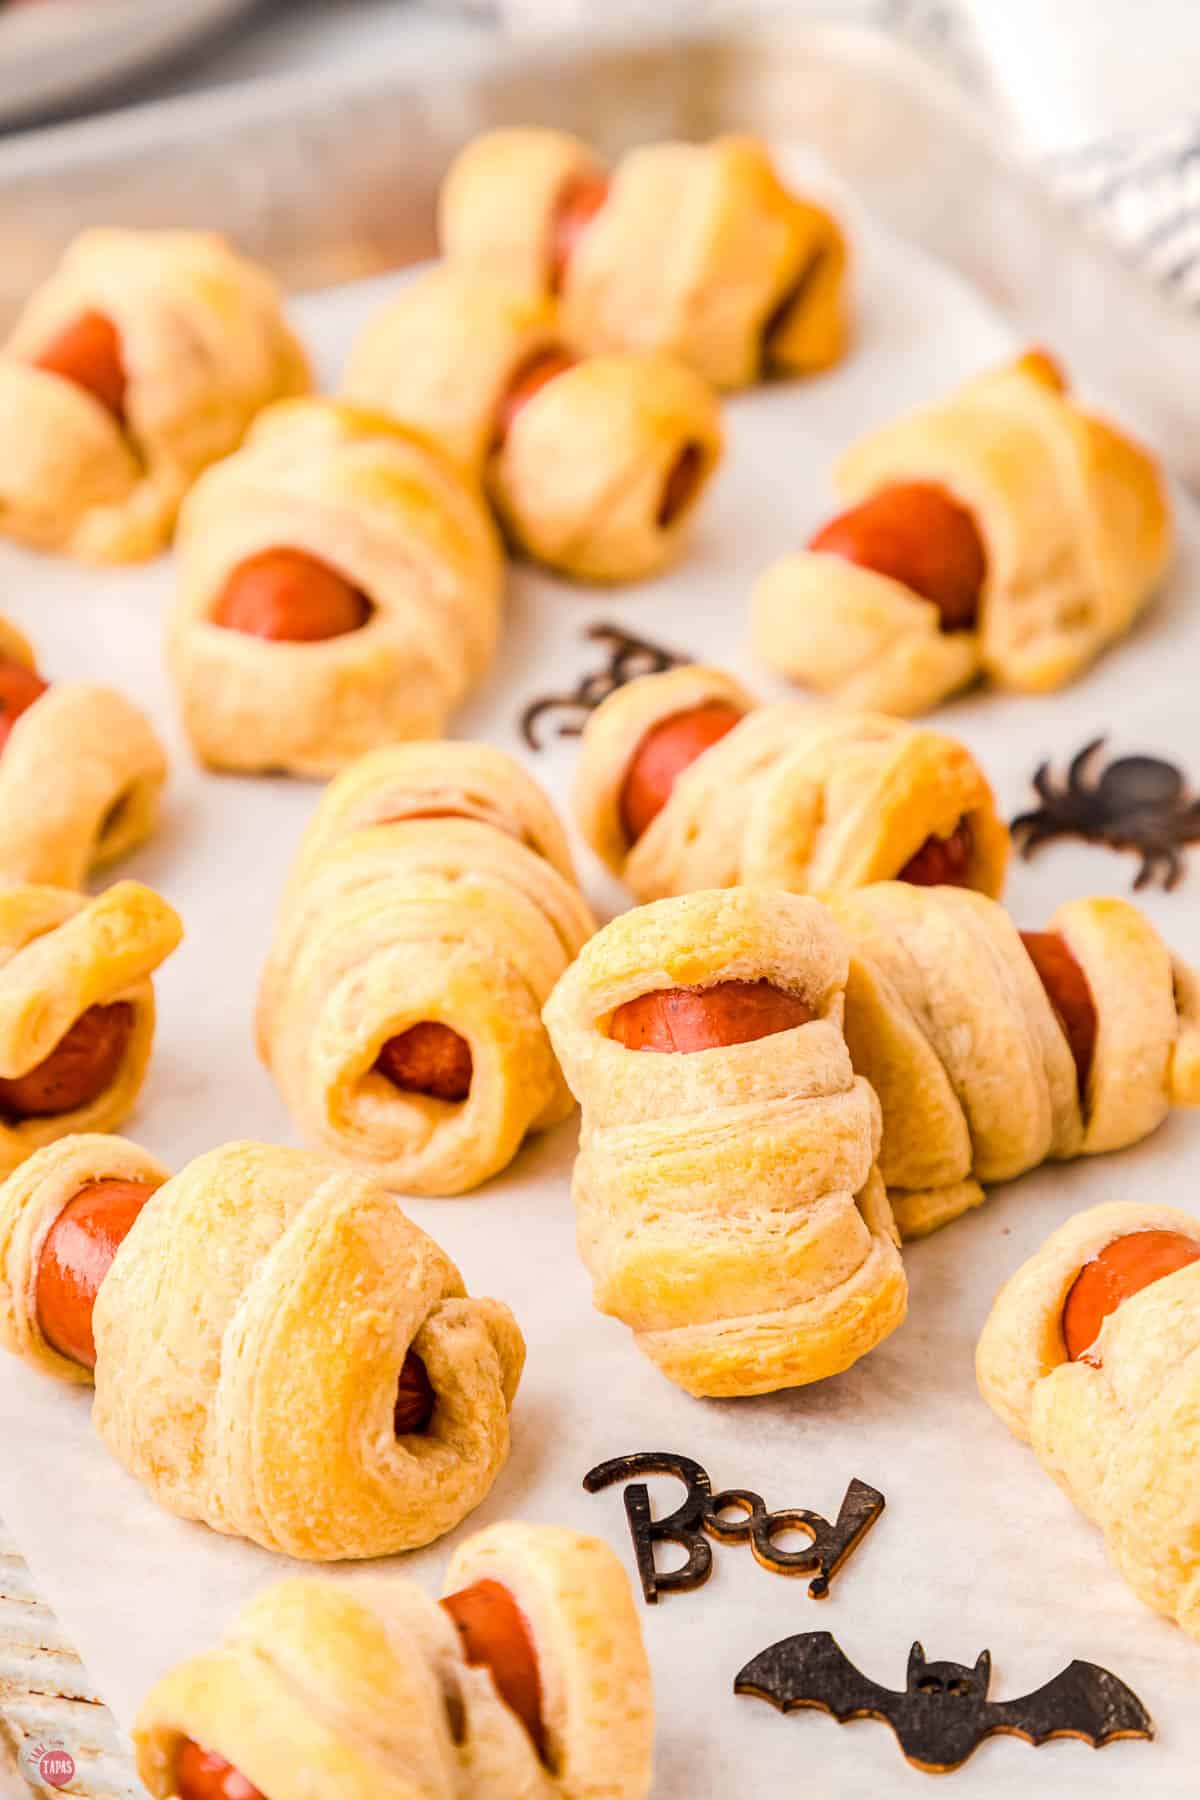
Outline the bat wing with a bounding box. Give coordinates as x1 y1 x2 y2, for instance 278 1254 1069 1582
735 1632 901 1724
986 1660 1153 1748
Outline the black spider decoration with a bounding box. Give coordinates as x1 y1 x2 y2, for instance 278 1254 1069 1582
520 622 691 751
1012 737 1200 891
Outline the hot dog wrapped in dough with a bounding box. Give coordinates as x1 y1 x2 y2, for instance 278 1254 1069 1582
977 1203 1200 1641
0 1136 524 1559
0 615 167 889
542 888 906 1397
752 351 1172 714
440 128 849 390
827 884 1200 1238
168 398 504 777
258 742 596 1196
573 663 1009 903
0 882 181 1178
343 264 723 583
0 229 310 561
134 1521 653 1800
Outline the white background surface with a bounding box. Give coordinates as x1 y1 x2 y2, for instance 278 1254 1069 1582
0 178 1198 1798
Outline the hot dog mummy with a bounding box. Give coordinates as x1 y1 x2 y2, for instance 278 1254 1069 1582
573 664 1010 903
134 1523 653 1800
977 1204 1200 1641
825 884 1200 1238
343 264 723 583
541 888 906 1397
0 229 310 561
257 743 596 1196
168 399 504 777
439 128 849 390
0 882 180 1177
752 351 1172 715
0 1136 524 1559
0 615 167 889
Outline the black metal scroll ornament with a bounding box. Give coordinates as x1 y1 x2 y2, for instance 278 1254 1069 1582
582 1452 885 1604
520 623 691 751
1012 737 1200 890
735 1634 1153 1774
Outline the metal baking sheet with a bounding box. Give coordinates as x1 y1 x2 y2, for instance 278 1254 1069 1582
0 21 1196 483
0 24 1198 1800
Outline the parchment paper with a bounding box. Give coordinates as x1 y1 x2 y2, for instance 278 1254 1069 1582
0 176 1197 1799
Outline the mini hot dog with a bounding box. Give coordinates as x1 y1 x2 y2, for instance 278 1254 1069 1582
33 311 127 422
978 1202 1200 1642
0 658 49 754
609 979 815 1053
752 351 1171 715
0 1002 134 1121
574 664 1009 903
808 481 987 632
0 1137 524 1557
828 885 1200 1238
1062 1229 1200 1365
375 1022 473 1104
134 1523 652 1800
440 128 850 389
441 1578 547 1758
212 549 371 643
342 262 723 584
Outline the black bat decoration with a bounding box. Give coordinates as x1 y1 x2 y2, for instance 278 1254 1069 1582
735 1633 1152 1774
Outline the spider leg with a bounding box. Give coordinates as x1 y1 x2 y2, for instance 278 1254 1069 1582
1067 736 1106 796
1031 762 1055 803
1011 820 1057 859
1163 845 1184 891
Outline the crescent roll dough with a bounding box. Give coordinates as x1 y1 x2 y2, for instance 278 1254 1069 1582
440 128 849 390
0 618 167 887
0 229 310 561
752 351 1172 712
343 264 723 583
542 888 906 1397
258 742 596 1196
168 398 504 777
573 663 1009 901
827 884 1200 1238
134 1522 653 1800
0 882 181 1178
0 1136 525 1559
977 1203 1200 1640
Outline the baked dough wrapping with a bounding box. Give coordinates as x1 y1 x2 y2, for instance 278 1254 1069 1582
0 229 310 561
0 617 167 887
134 1521 654 1799
0 882 181 1178
258 742 596 1196
827 884 1200 1238
0 1137 525 1558
573 663 1010 901
168 398 504 777
343 263 723 582
542 887 906 1397
976 1203 1200 1641
752 351 1172 713
440 128 849 390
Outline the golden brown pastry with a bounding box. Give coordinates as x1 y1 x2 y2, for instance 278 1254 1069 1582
0 229 310 561
542 887 906 1397
0 615 167 889
134 1521 654 1800
573 663 1009 903
752 351 1172 714
0 882 181 1177
0 1136 524 1559
258 742 596 1196
827 884 1200 1237
167 398 504 777
977 1203 1200 1641
440 128 849 390
343 263 723 583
